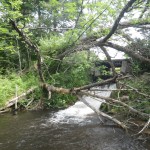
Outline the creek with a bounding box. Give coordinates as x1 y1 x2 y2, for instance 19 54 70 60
0 84 149 150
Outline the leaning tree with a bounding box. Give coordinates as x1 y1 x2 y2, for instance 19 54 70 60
1 0 150 133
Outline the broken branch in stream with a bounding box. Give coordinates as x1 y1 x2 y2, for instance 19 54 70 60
119 81 150 98
78 95 127 130
79 91 150 119
77 96 104 124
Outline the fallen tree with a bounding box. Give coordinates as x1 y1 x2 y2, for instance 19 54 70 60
7 0 149 134
0 87 37 113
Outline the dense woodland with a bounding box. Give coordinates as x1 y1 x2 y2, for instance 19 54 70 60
0 0 150 134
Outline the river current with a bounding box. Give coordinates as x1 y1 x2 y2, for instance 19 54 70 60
0 84 149 150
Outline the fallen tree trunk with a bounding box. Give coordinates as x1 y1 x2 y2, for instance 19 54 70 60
79 91 150 119
0 87 37 112
78 95 128 130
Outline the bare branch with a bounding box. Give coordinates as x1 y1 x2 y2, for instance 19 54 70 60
10 20 45 82
103 42 150 63
79 91 150 119
119 20 150 29
99 0 137 43
119 81 150 98
0 87 37 112
78 96 104 123
78 96 127 130
100 46 117 76
139 0 150 18
74 76 117 91
137 117 150 134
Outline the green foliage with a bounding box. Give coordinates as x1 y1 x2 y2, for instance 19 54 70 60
129 37 150 75
45 93 76 108
39 31 78 56
0 72 38 107
111 75 150 116
43 51 96 108
49 51 92 87
131 61 141 75
0 0 150 110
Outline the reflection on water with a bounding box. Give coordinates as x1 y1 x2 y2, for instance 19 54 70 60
0 84 149 150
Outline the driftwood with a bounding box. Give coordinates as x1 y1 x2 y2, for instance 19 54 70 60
0 87 36 113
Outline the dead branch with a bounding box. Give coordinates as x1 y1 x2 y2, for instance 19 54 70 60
103 42 150 63
10 20 45 82
87 89 134 91
78 96 104 123
0 109 10 114
119 20 150 29
99 0 137 43
138 117 150 134
0 87 37 112
43 83 70 94
74 76 117 91
42 77 117 95
100 46 117 76
119 81 150 98
78 95 127 130
79 91 150 119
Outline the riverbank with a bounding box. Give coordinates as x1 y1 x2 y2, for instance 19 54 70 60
0 73 149 135
0 104 149 150
0 73 38 110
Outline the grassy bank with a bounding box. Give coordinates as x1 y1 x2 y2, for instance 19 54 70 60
0 73 38 107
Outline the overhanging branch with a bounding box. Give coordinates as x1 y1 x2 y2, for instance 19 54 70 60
99 0 137 43
103 42 150 63
10 19 45 82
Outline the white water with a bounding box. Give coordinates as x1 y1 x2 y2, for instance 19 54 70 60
1 85 149 150
48 84 116 125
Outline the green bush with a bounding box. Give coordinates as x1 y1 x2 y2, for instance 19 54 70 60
110 75 150 116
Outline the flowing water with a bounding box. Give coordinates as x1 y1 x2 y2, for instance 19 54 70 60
0 84 149 150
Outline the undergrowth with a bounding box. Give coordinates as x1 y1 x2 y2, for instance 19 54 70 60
0 72 38 107
109 73 150 118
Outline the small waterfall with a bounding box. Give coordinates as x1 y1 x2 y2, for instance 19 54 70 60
0 84 148 150
49 84 116 125
82 83 116 111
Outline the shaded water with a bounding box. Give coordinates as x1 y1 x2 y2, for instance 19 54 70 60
0 84 149 150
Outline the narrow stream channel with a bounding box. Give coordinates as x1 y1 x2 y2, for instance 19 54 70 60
0 84 149 150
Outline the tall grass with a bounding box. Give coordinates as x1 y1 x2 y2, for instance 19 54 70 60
0 73 38 107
